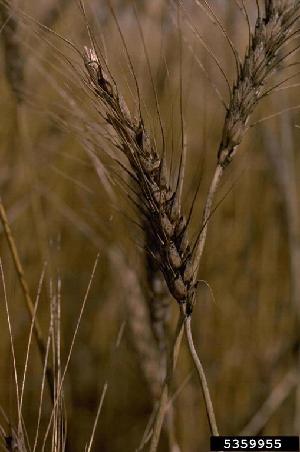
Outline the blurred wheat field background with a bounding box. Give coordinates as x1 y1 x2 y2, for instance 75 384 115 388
0 1 300 451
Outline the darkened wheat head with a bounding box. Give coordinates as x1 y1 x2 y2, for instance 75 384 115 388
83 47 196 311
219 0 300 167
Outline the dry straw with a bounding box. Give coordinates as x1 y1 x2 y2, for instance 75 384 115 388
0 200 55 403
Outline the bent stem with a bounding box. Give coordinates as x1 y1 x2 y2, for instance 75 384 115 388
184 316 219 436
149 312 185 452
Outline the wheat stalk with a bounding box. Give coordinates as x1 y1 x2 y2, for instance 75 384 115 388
81 42 216 450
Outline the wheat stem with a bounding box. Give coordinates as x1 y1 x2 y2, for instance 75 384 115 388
184 316 219 436
192 164 224 286
149 312 185 452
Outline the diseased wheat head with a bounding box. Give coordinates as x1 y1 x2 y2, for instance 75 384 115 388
83 46 196 313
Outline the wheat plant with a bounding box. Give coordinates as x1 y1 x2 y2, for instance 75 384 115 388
1 0 300 451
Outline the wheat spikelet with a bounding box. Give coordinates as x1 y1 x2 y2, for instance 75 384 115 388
111 249 163 400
